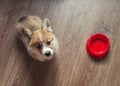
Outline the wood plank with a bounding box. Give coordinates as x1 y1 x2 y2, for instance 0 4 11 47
0 0 120 86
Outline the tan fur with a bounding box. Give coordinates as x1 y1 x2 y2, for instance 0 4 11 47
16 16 59 62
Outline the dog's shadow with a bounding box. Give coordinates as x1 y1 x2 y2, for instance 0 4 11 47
16 38 59 86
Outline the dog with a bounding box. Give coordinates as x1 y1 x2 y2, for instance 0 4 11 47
16 16 59 62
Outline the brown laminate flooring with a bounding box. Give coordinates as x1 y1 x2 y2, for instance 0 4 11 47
0 0 120 86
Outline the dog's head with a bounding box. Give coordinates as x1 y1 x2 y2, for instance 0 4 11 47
17 16 58 60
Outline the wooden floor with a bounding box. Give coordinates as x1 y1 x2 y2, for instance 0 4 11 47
0 0 120 86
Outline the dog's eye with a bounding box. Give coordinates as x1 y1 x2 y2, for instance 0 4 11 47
47 41 51 45
37 44 42 49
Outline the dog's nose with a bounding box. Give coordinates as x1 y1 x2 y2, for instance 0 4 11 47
45 51 51 56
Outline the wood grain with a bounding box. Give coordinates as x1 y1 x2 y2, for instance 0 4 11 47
0 0 120 86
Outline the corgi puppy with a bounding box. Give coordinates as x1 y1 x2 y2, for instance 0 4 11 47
16 16 59 62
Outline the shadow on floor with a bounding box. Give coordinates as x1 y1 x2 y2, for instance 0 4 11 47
16 37 60 86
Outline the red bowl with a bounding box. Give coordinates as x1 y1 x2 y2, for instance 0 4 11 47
86 33 110 59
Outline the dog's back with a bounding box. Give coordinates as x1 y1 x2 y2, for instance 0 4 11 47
16 16 42 46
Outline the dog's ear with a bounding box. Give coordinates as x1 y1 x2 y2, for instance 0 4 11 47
21 28 32 38
42 18 52 32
